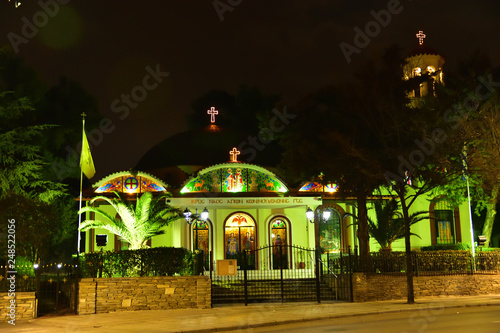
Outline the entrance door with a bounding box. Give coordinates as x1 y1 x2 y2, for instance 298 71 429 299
192 220 211 269
224 213 256 269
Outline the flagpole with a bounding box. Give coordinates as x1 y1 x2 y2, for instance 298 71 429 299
466 176 476 271
462 146 475 271
77 113 86 255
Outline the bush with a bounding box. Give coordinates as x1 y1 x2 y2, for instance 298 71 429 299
78 247 202 278
420 243 471 251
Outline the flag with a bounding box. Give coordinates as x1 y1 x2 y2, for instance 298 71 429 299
80 125 96 179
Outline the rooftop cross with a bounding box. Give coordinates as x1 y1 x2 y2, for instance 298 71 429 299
207 107 218 123
416 30 426 45
229 147 240 162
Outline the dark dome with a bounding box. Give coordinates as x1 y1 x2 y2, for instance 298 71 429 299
407 45 444 58
136 124 282 171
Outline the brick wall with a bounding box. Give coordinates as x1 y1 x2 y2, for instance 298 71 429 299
78 276 211 314
0 292 37 321
352 273 500 302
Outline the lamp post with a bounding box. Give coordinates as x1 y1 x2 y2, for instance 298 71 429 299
306 206 331 303
183 207 209 225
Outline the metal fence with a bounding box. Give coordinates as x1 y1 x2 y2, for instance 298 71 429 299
0 263 78 317
210 245 353 305
328 247 500 276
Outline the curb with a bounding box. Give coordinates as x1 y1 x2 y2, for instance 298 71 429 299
176 301 500 333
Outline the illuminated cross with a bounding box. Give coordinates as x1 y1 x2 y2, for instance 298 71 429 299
207 107 218 123
229 147 240 162
416 30 426 45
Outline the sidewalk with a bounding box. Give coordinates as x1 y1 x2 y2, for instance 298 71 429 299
3 295 500 332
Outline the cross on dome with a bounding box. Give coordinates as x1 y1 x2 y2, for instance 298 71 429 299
207 107 218 123
416 30 426 45
229 147 240 162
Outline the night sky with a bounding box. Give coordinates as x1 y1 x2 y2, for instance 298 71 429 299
1 0 499 180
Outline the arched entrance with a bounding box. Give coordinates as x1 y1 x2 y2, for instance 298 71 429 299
224 212 256 269
269 217 290 269
192 219 212 269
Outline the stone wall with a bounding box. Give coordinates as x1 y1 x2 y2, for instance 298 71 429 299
78 276 211 314
0 292 37 321
352 273 500 302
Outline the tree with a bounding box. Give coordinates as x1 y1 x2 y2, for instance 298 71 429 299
0 193 75 263
78 192 182 250
0 91 71 263
430 53 500 248
360 199 427 252
0 92 66 202
462 91 500 247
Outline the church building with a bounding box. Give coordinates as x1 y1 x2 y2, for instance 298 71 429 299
79 32 473 270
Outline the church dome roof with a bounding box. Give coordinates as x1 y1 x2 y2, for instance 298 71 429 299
407 45 444 58
135 124 282 177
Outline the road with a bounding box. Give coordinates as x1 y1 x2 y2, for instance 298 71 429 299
229 305 500 333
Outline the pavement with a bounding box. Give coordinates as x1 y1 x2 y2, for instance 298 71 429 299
2 295 500 333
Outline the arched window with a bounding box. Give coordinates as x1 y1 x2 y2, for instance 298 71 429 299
318 208 341 253
269 217 290 269
224 212 256 269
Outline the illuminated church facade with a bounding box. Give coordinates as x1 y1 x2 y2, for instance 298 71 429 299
80 32 473 268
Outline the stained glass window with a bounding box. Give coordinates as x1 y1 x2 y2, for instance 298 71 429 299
224 213 256 269
270 218 288 269
318 209 341 253
180 164 287 193
95 173 166 194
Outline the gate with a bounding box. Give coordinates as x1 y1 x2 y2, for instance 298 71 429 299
210 245 353 305
35 264 77 316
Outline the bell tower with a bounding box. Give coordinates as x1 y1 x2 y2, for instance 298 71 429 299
403 31 445 102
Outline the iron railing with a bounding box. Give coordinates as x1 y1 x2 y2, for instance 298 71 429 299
328 247 500 276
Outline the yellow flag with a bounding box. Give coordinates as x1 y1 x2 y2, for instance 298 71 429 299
80 127 96 179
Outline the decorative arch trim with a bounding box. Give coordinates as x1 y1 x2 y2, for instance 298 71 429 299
180 162 288 194
93 171 168 194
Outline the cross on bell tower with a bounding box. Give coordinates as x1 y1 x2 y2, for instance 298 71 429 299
416 30 426 45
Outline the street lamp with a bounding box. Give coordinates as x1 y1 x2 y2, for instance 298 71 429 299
183 207 209 225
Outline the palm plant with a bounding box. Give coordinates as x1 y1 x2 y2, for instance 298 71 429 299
347 198 428 252
78 191 182 250
367 199 427 252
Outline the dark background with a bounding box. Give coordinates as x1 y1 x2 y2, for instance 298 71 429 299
1 0 499 179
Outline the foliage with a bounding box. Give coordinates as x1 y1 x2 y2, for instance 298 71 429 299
0 193 75 263
0 92 66 202
78 191 183 250
420 243 472 251
345 250 500 274
363 199 427 251
78 247 202 278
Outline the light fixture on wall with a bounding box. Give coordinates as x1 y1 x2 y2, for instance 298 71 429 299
183 207 209 225
306 207 331 223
